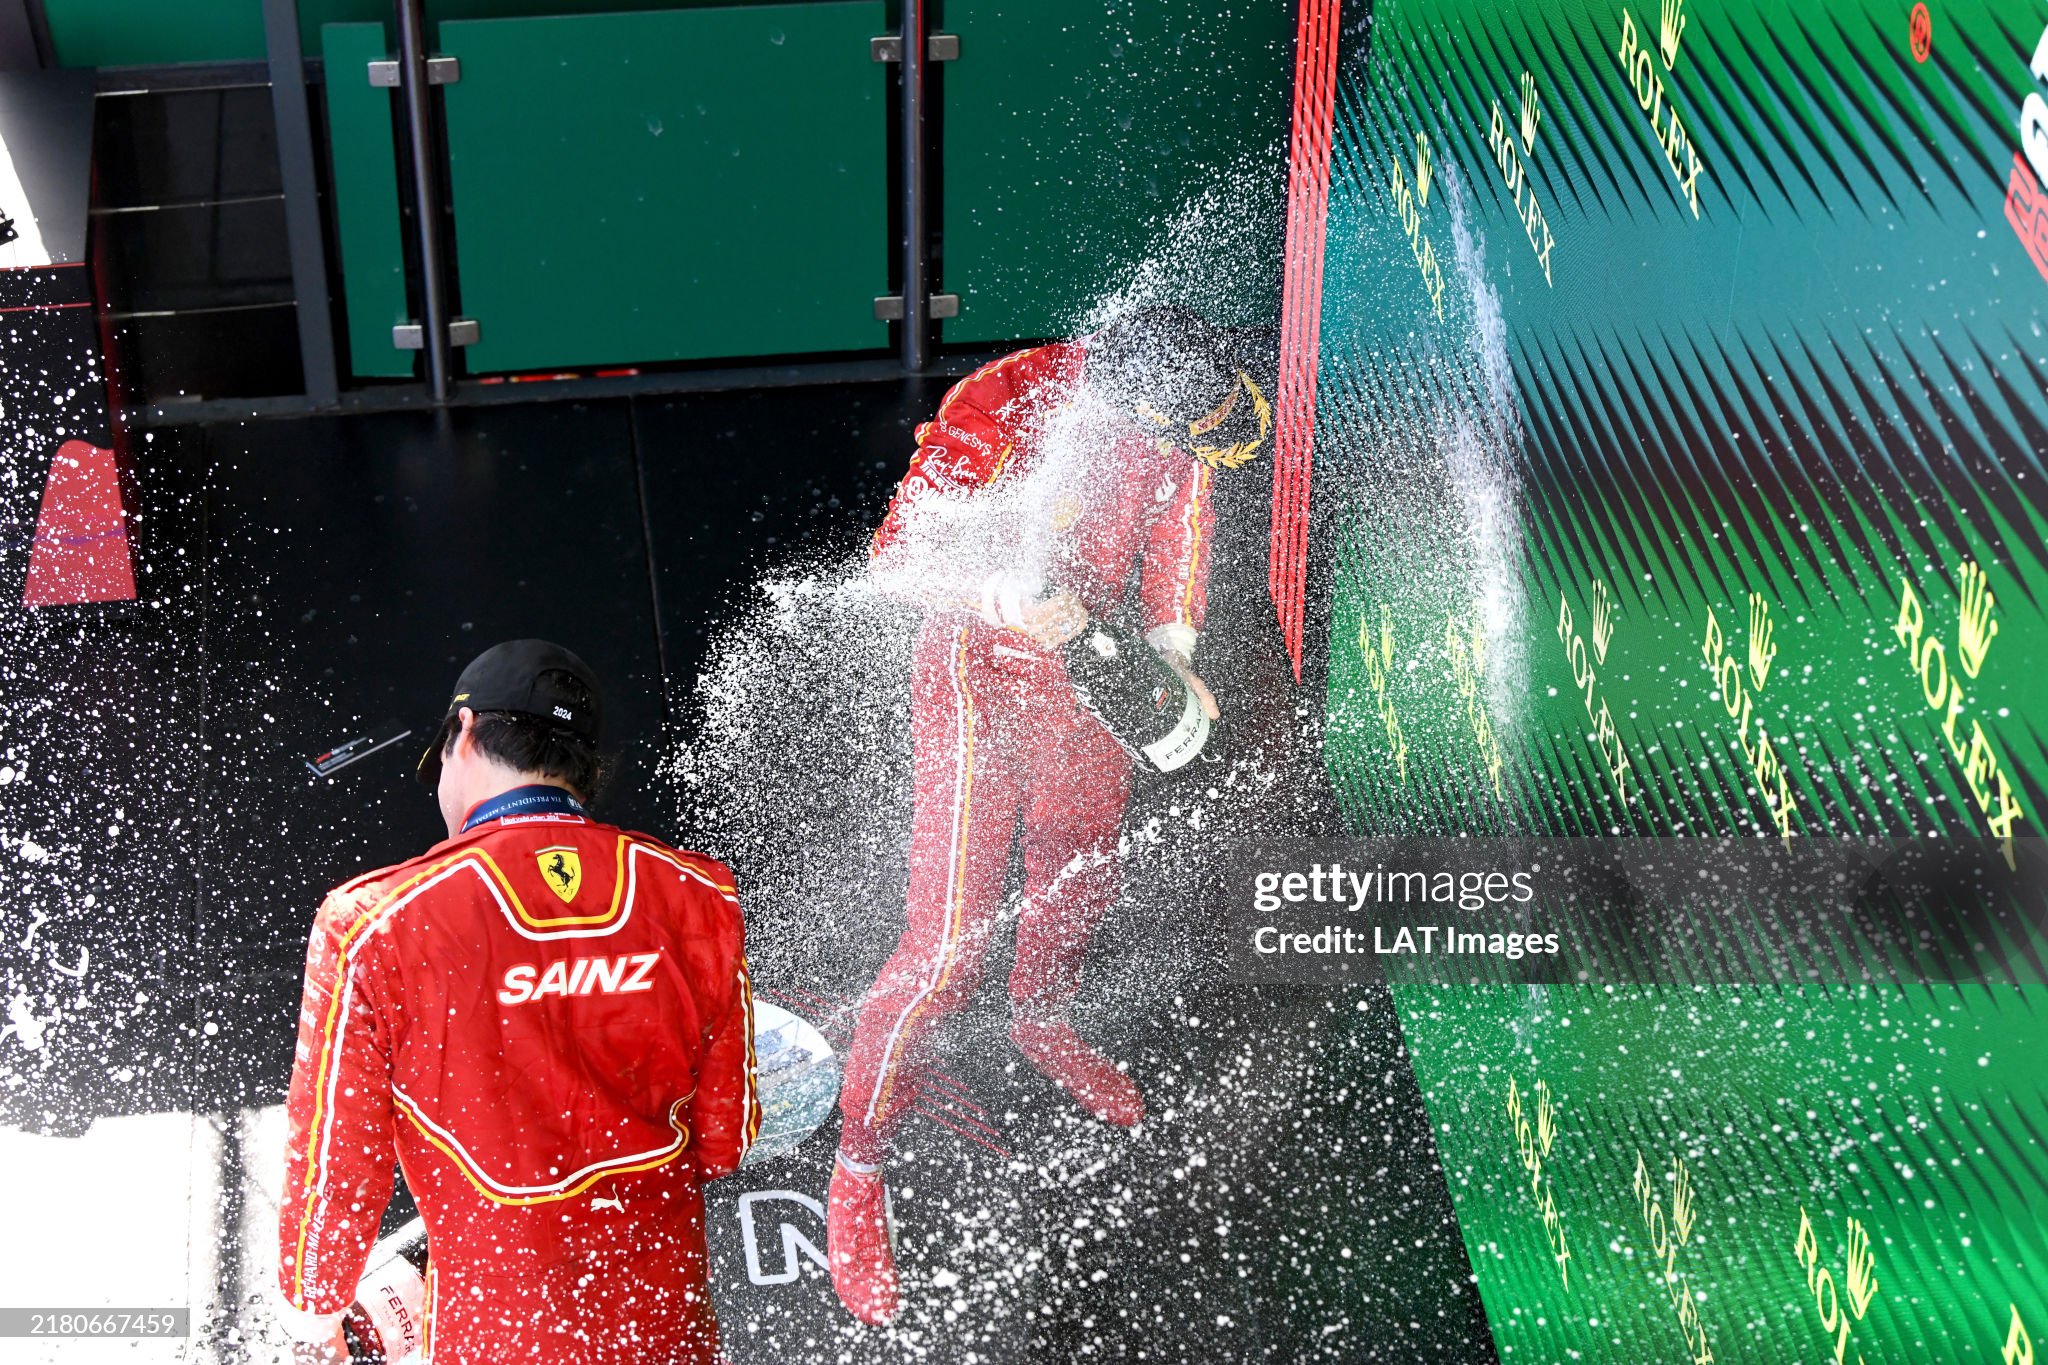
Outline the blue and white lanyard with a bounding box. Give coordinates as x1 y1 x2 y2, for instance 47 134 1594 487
461 784 586 833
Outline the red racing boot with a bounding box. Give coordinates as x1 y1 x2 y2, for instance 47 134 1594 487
1011 1015 1145 1127
827 1154 901 1325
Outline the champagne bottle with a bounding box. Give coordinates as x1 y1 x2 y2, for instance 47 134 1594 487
341 1220 429 1364
1060 619 1212 773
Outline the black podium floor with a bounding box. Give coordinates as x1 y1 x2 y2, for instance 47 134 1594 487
0 383 1494 1362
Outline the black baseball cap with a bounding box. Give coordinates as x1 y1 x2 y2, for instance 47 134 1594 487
415 639 603 785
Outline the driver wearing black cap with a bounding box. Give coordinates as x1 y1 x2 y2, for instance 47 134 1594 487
274 640 760 1365
413 638 608 831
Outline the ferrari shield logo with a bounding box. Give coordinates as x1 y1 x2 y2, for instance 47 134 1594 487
537 847 582 904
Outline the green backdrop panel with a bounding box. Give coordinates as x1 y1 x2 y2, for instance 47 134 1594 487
1313 0 2048 1359
1318 0 2048 847
939 0 1294 343
43 0 827 67
298 0 821 55
437 2 887 373
1394 981 2048 1364
44 0 264 67
321 22 415 382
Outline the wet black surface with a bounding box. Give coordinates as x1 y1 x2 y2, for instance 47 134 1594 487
0 445 207 1133
0 250 201 1135
634 379 946 700
0 379 1495 1361
189 402 670 1110
704 980 1497 1363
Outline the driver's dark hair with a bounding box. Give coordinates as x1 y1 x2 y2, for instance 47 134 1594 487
435 668 605 802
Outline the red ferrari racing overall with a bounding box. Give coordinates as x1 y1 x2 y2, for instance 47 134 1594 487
277 794 761 1364
839 342 1215 1157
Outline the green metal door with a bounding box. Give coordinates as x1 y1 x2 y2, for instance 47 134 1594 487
322 22 414 380
939 0 1295 343
436 2 888 374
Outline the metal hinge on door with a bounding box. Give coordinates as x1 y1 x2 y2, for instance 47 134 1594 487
394 319 481 349
368 56 461 87
873 294 960 321
870 34 959 62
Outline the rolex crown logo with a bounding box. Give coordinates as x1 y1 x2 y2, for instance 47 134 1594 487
1359 609 1387 691
1519 71 1543 153
1415 131 1434 208
1591 580 1615 664
1670 1155 1697 1244
1659 0 1687 68
1747 592 1777 692
1447 615 1477 700
1844 1216 1879 1321
1957 559 1999 678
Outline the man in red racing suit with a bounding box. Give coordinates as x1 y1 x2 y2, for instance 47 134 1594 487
274 640 760 1365
829 307 1271 1324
